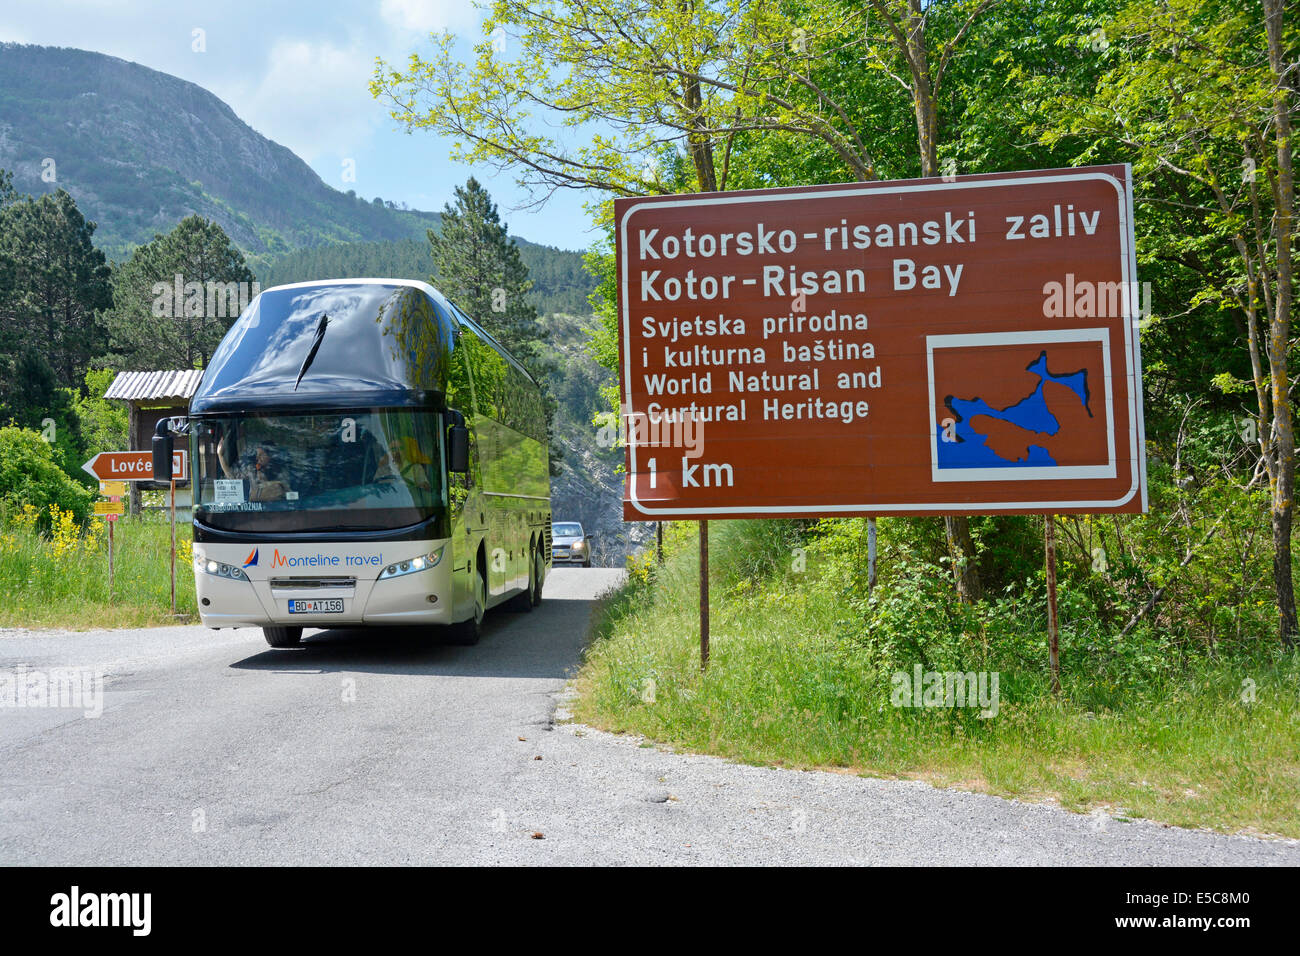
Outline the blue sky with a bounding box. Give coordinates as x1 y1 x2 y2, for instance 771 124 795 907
0 0 596 251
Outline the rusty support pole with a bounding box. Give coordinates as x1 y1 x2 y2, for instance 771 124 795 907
1045 514 1060 695
657 521 663 564
170 477 177 616
867 517 878 592
699 519 709 671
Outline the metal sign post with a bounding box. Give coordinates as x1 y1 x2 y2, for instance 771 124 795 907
170 477 177 616
867 518 878 592
699 519 710 670
94 482 126 601
1045 514 1061 695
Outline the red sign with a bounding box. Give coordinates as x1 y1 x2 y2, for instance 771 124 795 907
616 164 1145 520
81 450 187 482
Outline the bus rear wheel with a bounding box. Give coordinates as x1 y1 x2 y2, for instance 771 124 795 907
510 544 543 612
530 546 545 607
263 626 303 648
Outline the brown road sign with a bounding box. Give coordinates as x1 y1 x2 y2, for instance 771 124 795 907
616 164 1146 520
82 450 188 482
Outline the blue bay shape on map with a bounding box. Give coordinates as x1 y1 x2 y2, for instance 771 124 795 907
936 350 1092 469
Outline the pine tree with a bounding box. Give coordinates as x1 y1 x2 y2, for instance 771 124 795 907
428 178 559 472
0 189 111 393
428 178 548 366
103 215 256 370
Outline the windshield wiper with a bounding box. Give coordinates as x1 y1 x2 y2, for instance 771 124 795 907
294 313 330 390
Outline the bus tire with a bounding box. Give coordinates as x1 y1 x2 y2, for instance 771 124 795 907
448 562 486 646
510 544 542 612
263 626 302 648
529 545 544 608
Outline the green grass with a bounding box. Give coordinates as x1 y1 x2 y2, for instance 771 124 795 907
574 522 1300 839
0 513 196 629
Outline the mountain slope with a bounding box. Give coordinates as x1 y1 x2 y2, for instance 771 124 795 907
0 43 438 261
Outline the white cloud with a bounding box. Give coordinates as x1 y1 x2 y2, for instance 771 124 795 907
221 38 380 167
379 0 474 34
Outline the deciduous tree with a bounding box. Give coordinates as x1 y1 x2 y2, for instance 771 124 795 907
1036 0 1297 645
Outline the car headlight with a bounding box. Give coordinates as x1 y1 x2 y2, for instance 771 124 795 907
194 555 249 581
379 546 445 579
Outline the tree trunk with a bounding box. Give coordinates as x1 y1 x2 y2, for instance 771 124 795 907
901 0 982 603
682 74 717 192
1264 0 1297 646
906 0 939 178
944 515 983 603
1272 507 1296 647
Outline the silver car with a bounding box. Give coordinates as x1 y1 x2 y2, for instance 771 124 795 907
551 522 593 567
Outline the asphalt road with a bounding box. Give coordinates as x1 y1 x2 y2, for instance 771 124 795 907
0 567 1296 866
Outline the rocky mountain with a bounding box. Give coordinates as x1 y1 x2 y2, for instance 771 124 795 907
0 43 438 264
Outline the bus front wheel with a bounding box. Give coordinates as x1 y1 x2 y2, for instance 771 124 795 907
448 564 486 646
264 626 303 648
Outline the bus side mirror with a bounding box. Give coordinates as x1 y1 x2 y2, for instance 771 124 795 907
448 424 469 474
152 420 174 481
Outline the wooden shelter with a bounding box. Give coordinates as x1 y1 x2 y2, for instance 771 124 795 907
103 370 204 515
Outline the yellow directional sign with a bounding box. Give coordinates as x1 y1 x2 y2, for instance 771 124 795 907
99 480 128 497
93 501 125 516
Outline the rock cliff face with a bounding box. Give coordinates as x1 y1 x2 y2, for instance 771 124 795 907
550 429 651 568
543 314 648 567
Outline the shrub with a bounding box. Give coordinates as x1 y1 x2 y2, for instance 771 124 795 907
0 426 94 529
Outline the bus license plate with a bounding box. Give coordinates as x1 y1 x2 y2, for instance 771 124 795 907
288 599 343 614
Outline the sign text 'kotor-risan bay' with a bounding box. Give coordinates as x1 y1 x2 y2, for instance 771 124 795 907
616 165 1146 519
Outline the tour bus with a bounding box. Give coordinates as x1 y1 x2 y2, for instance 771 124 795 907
174 278 552 648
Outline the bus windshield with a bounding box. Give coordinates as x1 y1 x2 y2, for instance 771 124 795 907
192 409 443 534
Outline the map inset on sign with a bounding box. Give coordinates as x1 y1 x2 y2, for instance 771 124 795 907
929 333 1114 480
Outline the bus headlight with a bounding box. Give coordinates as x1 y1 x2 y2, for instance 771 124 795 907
195 555 249 581
379 546 445 580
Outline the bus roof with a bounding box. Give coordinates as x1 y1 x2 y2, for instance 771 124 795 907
251 278 541 387
190 280 456 414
